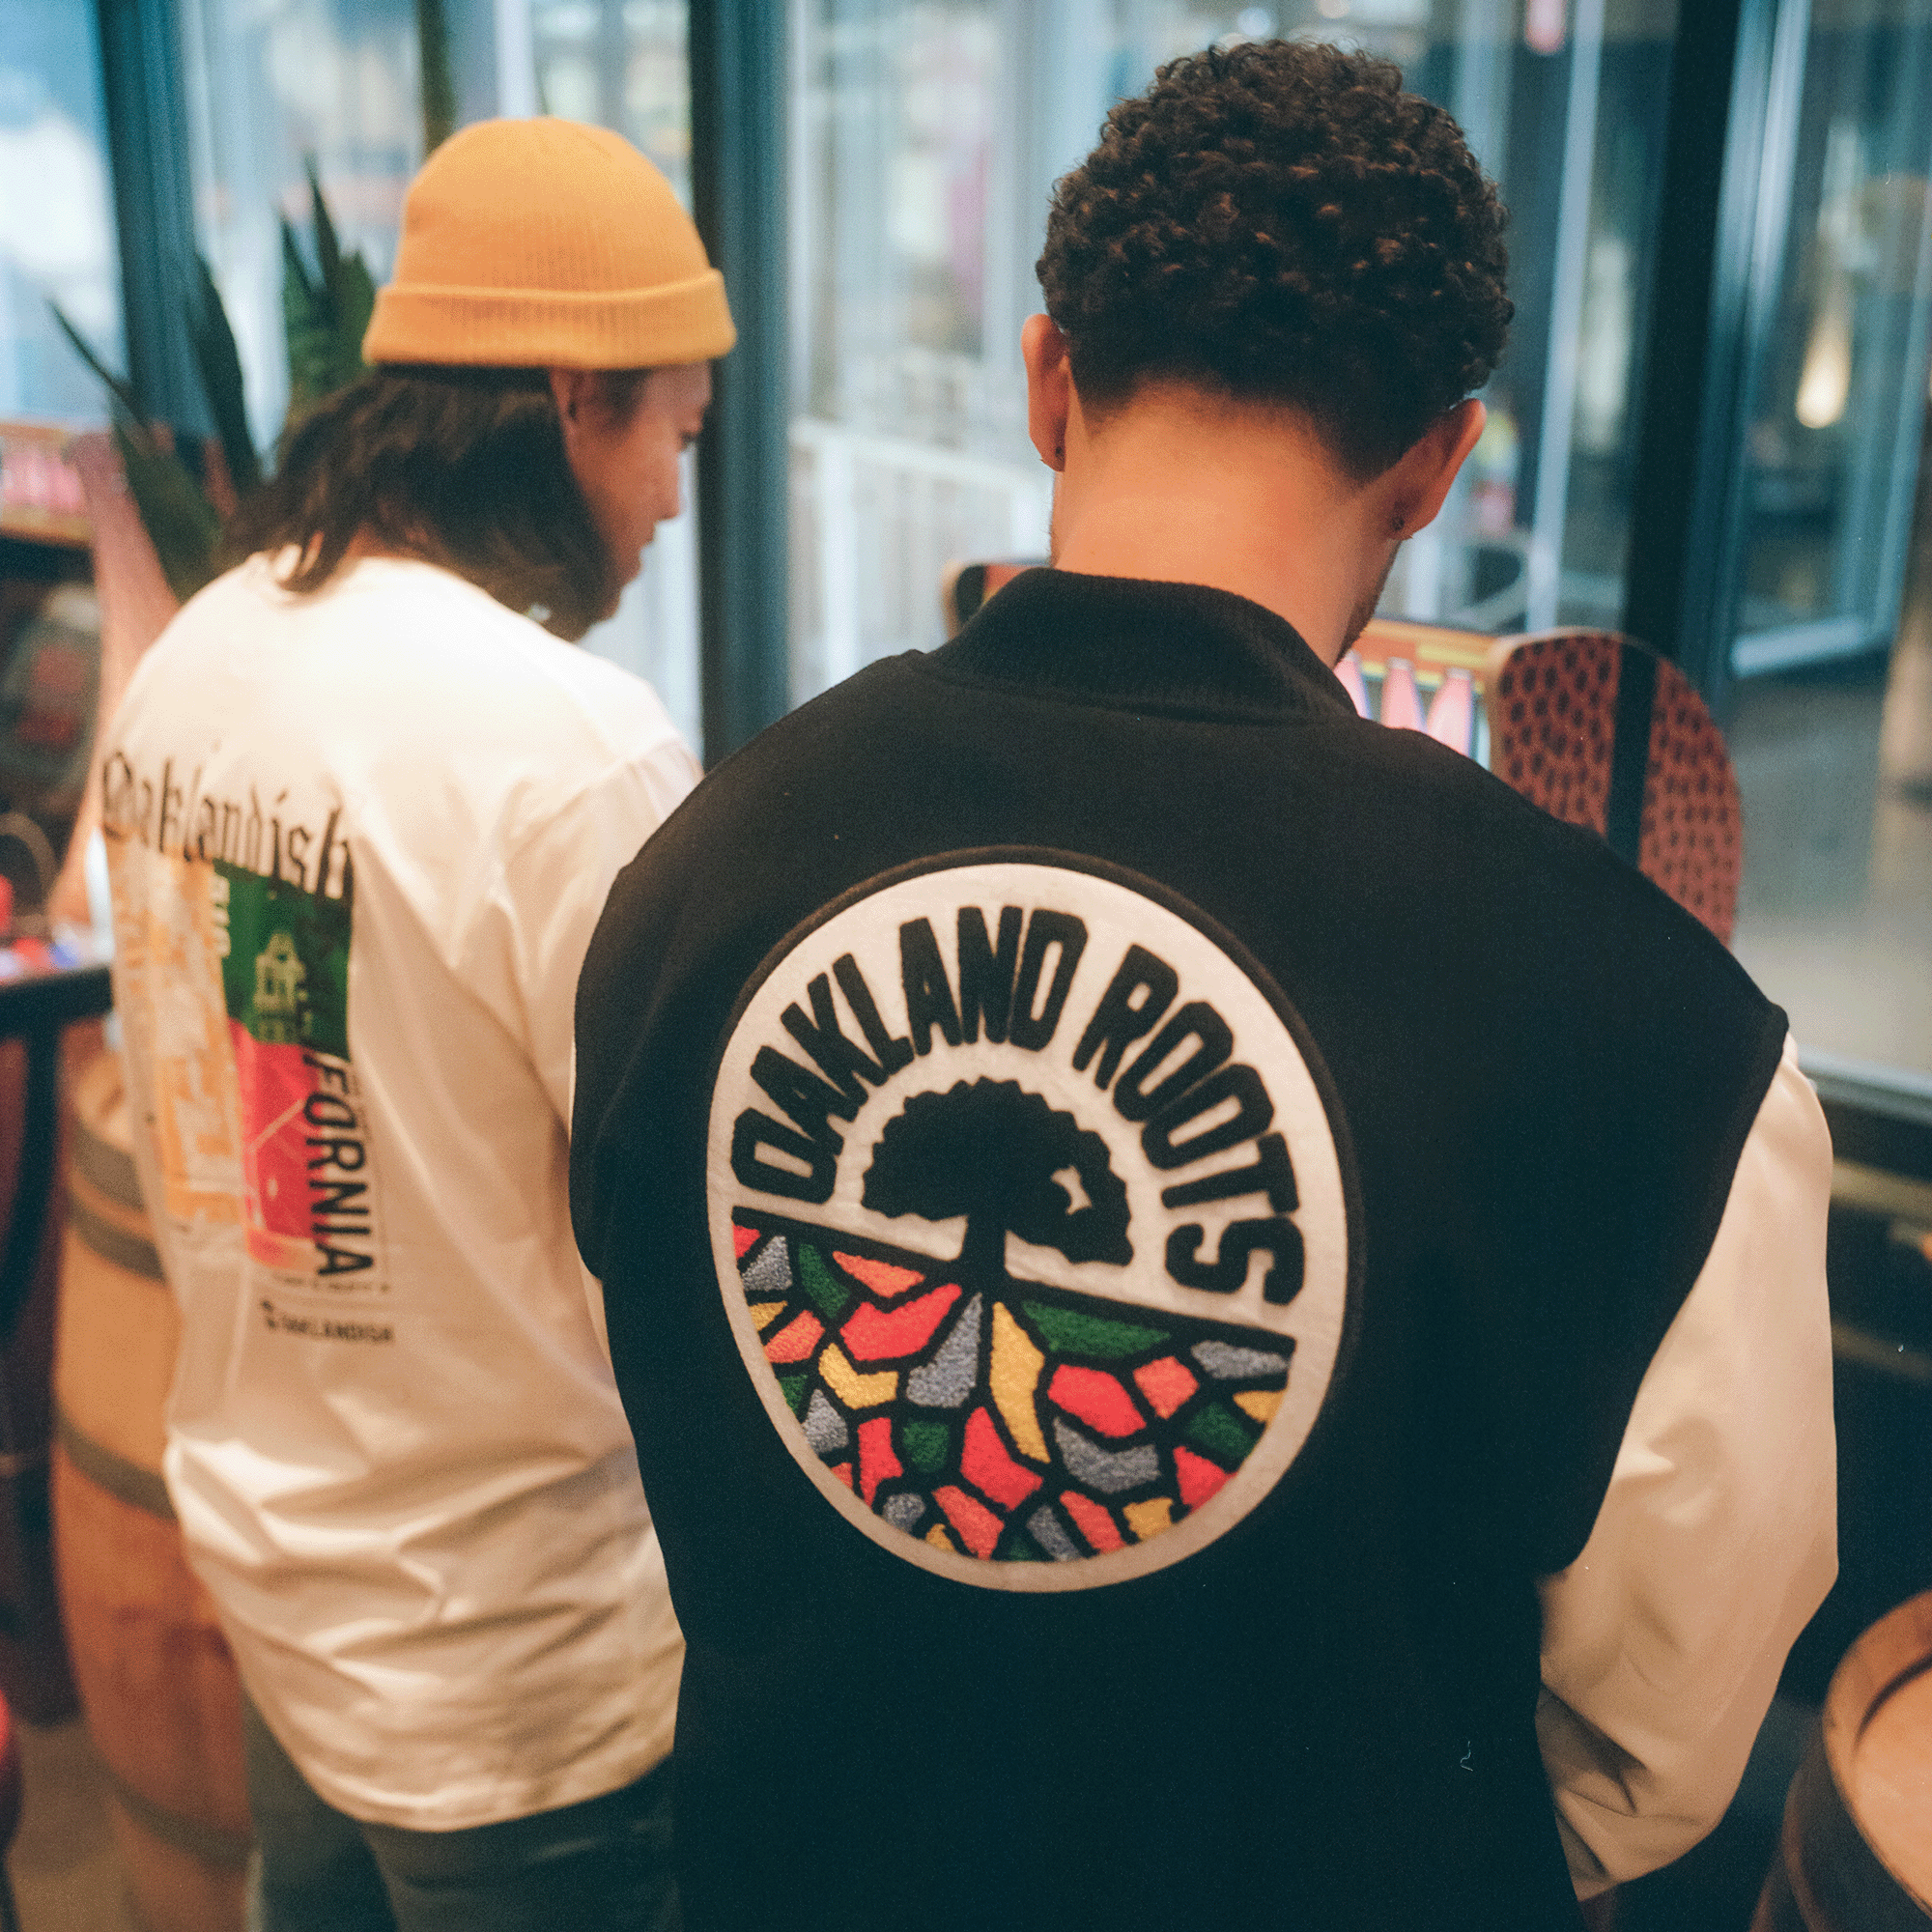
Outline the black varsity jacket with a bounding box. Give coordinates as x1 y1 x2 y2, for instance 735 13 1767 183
571 568 1793 1932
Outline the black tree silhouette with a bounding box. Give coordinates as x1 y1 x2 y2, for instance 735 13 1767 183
862 1080 1131 1283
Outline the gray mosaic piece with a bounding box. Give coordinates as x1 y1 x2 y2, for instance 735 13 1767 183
907 1293 982 1408
1191 1339 1291 1381
882 1492 926 1532
742 1238 793 1301
1053 1417 1159 1495
1027 1503 1082 1562
803 1388 849 1456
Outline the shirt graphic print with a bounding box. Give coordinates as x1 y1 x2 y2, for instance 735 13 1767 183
708 853 1355 1590
105 753 389 1344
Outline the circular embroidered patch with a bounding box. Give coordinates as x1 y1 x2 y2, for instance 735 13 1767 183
707 854 1354 1590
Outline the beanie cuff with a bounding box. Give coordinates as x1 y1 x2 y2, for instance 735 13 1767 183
362 268 737 369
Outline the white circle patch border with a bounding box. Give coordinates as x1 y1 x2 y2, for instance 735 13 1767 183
707 854 1354 1591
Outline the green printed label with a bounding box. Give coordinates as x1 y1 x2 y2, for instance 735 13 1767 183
217 860 352 1054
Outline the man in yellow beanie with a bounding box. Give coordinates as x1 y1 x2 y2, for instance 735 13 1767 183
99 118 731 1932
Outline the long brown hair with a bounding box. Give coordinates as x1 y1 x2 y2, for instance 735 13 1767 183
226 365 649 640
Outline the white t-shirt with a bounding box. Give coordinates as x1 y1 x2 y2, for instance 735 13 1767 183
103 554 701 1830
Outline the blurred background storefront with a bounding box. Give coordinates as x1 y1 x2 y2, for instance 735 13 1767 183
18 0 1924 1085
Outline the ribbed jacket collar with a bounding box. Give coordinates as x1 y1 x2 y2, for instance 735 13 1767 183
922 566 1356 724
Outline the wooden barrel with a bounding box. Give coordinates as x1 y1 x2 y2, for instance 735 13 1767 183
52 1047 250 1932
1753 1591 1932 1929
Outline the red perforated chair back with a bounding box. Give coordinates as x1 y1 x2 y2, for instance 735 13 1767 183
1484 629 1742 945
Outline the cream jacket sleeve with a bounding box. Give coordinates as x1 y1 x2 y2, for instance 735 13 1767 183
1536 1034 1836 1897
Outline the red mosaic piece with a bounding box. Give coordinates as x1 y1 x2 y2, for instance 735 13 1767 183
1175 1445 1231 1511
935 1485 1004 1557
960 1406 1043 1510
1049 1364 1144 1439
1133 1355 1198 1419
1060 1491 1124 1553
841 1282 961 1363
858 1415 901 1505
835 1252 925 1299
733 1224 761 1261
765 1310 824 1364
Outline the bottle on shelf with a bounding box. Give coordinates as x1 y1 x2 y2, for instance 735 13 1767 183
1378 656 1424 732
1425 667 1475 756
1335 650 1372 719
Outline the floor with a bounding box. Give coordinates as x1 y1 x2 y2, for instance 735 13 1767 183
7 1717 138 1932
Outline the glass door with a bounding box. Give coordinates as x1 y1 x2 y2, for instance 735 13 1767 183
1725 0 1932 678
1724 0 1932 1085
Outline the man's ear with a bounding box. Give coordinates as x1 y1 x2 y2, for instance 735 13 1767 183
550 367 594 442
1022 313 1073 471
1388 398 1487 537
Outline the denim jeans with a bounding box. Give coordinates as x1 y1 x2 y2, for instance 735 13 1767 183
243 1701 680 1932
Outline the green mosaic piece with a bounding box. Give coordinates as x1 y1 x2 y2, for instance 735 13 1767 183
797 1245 852 1321
1021 1301 1168 1360
902 1419 950 1474
1183 1400 1260 1464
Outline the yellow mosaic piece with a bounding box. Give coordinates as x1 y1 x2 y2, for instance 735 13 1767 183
989 1302 1049 1463
1124 1498 1174 1541
1235 1388 1282 1425
748 1300 786 1332
819 1342 898 1409
926 1523 958 1552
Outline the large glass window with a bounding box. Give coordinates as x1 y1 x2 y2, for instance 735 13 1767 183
519 0 701 750
1726 0 1932 1084
1727 0 1932 676
176 0 424 449
0 0 124 422
163 0 702 750
787 0 1677 703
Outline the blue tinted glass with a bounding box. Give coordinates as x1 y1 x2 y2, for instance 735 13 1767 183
0 0 126 420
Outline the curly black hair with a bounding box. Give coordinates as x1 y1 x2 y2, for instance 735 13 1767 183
1037 39 1511 479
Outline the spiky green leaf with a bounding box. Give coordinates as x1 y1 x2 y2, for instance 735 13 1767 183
111 420 223 603
306 157 344 322
46 301 147 425
416 0 455 153
332 251 376 375
281 180 372 425
280 216 319 311
188 256 262 496
283 227 336 421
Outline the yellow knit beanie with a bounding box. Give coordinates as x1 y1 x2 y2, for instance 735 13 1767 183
363 118 735 369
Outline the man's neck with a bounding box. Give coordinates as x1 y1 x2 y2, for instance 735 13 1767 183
1047 387 1395 668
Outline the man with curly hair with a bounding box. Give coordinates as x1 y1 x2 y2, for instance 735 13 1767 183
571 40 1833 1932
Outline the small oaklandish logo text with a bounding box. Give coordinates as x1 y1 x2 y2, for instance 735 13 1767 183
707 855 1352 1592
